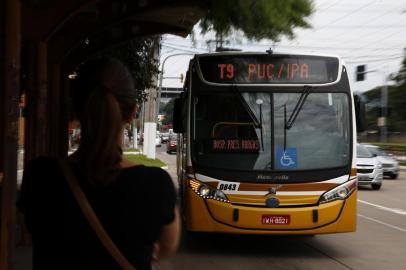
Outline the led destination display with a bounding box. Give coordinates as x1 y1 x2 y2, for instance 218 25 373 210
198 54 339 84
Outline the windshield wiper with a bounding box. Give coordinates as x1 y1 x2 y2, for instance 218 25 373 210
283 85 311 151
285 86 311 130
230 85 264 150
230 86 260 126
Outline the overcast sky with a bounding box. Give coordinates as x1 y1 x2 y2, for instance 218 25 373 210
160 0 406 93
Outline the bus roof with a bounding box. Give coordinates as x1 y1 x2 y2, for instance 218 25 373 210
194 51 342 60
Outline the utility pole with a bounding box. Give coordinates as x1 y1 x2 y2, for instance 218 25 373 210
143 39 160 159
380 83 388 142
355 65 389 142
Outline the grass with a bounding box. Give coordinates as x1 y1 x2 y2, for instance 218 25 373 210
400 162 406 166
361 142 406 153
123 147 141 152
124 154 166 167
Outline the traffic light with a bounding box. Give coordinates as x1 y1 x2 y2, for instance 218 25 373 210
356 65 366 81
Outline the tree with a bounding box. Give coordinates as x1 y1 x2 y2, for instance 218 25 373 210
364 48 406 133
161 98 175 125
364 85 406 132
199 0 313 45
96 38 159 103
388 48 406 131
394 48 406 86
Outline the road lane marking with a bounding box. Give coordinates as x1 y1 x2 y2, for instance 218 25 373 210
358 199 406 215
358 214 406 233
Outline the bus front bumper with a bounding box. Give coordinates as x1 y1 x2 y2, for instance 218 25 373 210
184 186 357 234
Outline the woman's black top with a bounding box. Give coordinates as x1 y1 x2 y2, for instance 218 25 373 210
17 156 177 270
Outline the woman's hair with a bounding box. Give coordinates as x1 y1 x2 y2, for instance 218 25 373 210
72 57 137 186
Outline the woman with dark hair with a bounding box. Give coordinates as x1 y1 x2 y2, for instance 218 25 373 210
18 57 180 270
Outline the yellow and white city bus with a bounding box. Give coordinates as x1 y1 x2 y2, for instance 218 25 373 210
173 51 364 235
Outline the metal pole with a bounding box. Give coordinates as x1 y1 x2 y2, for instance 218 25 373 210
380 82 388 142
362 68 389 143
156 53 194 121
1 0 20 268
156 70 164 128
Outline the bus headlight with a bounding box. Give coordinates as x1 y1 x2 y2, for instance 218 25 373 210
189 179 230 203
214 190 228 201
199 185 211 196
319 179 357 204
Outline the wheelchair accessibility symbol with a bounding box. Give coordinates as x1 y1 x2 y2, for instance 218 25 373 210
276 148 298 169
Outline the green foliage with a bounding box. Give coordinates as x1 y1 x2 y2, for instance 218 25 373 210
96 38 159 103
394 48 406 85
364 48 406 133
364 85 406 132
199 0 313 42
161 98 175 125
366 142 406 153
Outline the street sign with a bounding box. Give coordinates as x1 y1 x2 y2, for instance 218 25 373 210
377 117 386 127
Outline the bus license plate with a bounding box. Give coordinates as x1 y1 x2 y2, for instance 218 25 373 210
262 215 290 225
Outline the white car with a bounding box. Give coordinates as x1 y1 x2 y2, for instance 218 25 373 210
356 144 383 190
155 134 162 147
362 144 399 179
160 132 170 143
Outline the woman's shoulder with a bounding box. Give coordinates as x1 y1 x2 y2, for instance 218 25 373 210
121 165 171 182
119 165 174 192
25 156 59 172
27 155 57 164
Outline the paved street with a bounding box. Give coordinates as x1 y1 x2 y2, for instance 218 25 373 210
156 145 406 270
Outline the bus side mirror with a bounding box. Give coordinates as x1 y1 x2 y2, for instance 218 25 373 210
173 98 184 133
354 94 366 132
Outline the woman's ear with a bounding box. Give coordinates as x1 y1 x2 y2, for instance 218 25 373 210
126 104 139 123
135 104 141 119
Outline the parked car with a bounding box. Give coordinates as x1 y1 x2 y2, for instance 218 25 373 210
160 132 170 143
155 134 162 147
166 135 177 154
356 144 383 190
362 144 399 179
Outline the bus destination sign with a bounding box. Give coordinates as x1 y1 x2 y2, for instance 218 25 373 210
212 139 260 153
197 54 339 84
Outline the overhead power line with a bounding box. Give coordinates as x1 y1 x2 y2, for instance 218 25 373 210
303 1 406 49
161 43 206 54
342 53 405 59
345 55 404 64
317 0 342 12
163 41 209 52
315 1 376 30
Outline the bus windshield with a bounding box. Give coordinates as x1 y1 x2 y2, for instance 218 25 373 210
192 91 350 172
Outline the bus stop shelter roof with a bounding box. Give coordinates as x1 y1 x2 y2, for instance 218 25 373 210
22 0 207 65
